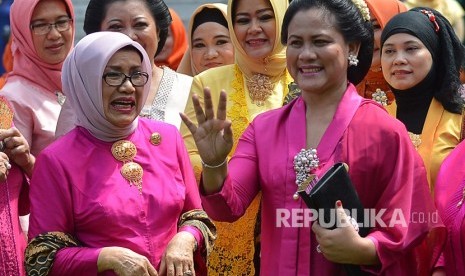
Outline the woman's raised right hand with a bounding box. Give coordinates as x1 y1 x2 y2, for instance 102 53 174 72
97 247 158 276
181 87 233 167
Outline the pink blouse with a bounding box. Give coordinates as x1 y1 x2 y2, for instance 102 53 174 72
202 84 444 275
435 140 465 275
29 119 203 275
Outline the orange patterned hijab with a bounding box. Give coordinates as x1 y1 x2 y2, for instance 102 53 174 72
357 0 407 104
156 8 188 70
367 0 407 28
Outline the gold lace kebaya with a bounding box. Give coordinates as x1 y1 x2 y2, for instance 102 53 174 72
245 73 274 106
111 140 143 193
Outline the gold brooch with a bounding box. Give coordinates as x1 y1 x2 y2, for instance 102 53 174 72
150 132 161 146
246 73 273 106
111 140 143 193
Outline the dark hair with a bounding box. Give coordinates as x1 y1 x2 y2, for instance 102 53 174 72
281 0 374 85
398 8 464 113
84 0 172 57
192 8 228 37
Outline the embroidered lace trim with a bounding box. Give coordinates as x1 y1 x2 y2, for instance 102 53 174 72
139 67 175 121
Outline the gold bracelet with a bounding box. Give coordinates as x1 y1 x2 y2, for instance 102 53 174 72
201 158 227 168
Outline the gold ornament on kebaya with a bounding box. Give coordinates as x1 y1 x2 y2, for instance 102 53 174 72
111 140 143 193
246 73 273 106
150 132 161 146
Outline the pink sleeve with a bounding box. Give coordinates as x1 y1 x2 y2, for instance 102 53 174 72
175 129 205 251
29 152 101 274
176 131 202 212
435 253 445 268
18 172 30 216
179 226 204 252
201 123 260 222
50 248 101 275
346 107 445 274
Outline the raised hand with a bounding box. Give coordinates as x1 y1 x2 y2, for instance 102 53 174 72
180 88 233 167
97 247 158 276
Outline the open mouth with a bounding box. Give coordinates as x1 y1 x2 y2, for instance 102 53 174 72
111 99 136 112
247 39 267 46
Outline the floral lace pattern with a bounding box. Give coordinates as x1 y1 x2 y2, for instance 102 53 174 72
408 132 422 150
139 67 175 121
207 66 290 275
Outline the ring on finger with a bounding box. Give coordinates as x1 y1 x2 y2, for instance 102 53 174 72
316 244 322 253
346 216 360 233
4 161 11 170
184 270 193 276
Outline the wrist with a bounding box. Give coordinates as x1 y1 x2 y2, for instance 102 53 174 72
177 231 197 251
21 154 35 177
97 247 119 272
97 247 110 272
179 226 202 252
201 158 227 169
354 237 379 265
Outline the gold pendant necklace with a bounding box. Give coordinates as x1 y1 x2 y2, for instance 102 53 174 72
111 140 143 193
246 73 273 106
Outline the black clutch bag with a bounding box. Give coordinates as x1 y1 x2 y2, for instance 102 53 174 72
298 163 370 275
297 162 369 237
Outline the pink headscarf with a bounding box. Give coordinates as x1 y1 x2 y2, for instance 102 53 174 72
9 0 75 94
61 32 152 142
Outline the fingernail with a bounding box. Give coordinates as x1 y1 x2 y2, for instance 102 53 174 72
336 200 342 207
